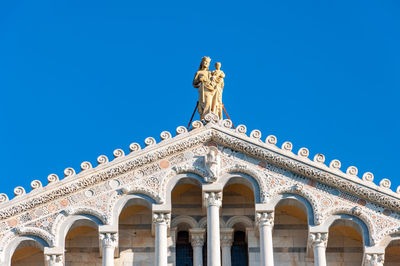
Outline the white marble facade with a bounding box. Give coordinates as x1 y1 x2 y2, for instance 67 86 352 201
1 114 400 266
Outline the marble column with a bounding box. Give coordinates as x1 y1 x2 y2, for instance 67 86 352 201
190 228 206 266
256 211 274 266
153 212 171 266
204 191 222 266
99 232 118 266
363 253 385 266
220 228 234 266
309 232 328 266
44 254 63 266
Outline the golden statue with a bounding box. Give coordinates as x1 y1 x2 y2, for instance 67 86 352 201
193 57 225 120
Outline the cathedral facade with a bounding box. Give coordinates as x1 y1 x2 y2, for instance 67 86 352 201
2 114 400 266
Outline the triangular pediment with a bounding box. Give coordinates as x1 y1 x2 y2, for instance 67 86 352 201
0 116 399 250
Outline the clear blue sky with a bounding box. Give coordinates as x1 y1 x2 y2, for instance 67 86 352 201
1 0 399 198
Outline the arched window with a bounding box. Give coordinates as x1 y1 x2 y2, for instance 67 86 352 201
231 231 248 266
176 231 193 266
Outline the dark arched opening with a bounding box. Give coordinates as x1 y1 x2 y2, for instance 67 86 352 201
176 231 193 266
231 231 248 266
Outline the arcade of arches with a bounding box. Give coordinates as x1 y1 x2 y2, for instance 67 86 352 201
10 180 400 266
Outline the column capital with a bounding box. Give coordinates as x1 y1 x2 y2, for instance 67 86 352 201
256 211 274 227
203 191 222 208
99 232 118 248
190 232 205 247
309 232 328 248
45 254 63 266
152 212 171 226
220 229 234 248
364 253 385 266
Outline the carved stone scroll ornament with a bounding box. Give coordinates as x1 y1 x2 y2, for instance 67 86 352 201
99 232 118 248
204 146 220 182
309 232 328 248
364 253 384 266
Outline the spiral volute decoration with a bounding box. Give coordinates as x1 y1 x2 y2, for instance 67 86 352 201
266 135 277 145
396 186 400 194
160 131 172 140
129 143 141 152
346 166 358 176
298 148 309 158
329 159 341 169
0 193 9 203
313 153 326 163
144 137 156 146
191 121 203 129
14 186 25 197
64 167 76 178
97 155 109 165
362 172 374 182
113 149 125 158
222 119 232 128
30 180 42 190
47 174 59 184
204 112 219 123
281 141 293 152
250 130 262 140
379 178 391 189
80 161 92 171
176 126 188 135
235 125 247 134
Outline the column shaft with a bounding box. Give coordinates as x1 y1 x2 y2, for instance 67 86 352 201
204 192 222 266
193 246 203 266
221 246 231 266
153 212 170 266
256 212 274 266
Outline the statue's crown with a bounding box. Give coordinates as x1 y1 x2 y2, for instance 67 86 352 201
202 56 211 62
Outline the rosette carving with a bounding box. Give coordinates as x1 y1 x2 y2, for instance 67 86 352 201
80 161 92 171
281 141 293 152
362 172 374 182
379 178 391 189
160 131 172 140
129 142 141 152
235 125 247 134
329 159 341 170
63 167 76 178
176 126 188 135
313 153 325 164
144 137 156 146
0 193 9 203
346 166 358 176
250 130 262 140
97 155 109 165
297 147 309 158
14 186 25 197
266 135 277 145
47 174 59 184
113 149 125 158
191 121 203 129
30 180 42 190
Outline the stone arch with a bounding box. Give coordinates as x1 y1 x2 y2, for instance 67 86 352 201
218 170 263 203
2 235 48 265
269 193 316 226
53 214 103 248
198 217 226 229
110 193 155 228
225 216 253 229
322 214 371 246
64 206 108 225
376 233 400 248
171 215 199 229
162 172 206 207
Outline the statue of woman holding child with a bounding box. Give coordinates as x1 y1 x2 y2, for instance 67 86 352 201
193 57 225 120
